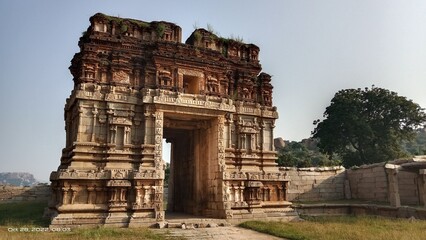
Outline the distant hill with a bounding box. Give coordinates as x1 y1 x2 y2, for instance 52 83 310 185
0 172 38 186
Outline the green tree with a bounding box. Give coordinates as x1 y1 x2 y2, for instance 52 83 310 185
402 128 426 155
312 87 426 167
277 141 311 167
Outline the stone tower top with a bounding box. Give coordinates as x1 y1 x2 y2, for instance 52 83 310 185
89 13 182 42
71 13 274 106
185 28 260 63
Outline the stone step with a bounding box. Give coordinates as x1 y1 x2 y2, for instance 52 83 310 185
155 220 231 229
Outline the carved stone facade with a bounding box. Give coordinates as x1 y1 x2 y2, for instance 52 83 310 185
47 13 290 227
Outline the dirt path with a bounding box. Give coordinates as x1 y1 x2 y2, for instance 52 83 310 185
156 226 284 240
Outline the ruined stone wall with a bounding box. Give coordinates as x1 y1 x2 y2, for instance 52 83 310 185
0 184 50 203
283 163 422 206
346 163 389 202
346 163 421 205
281 167 346 202
398 170 419 205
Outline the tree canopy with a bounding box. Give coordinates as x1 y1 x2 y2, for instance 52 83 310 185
312 87 426 167
403 128 426 155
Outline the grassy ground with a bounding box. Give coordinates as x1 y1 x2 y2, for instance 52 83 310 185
0 201 183 240
240 215 426 240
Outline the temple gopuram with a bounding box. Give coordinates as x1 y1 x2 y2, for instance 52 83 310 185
46 13 292 227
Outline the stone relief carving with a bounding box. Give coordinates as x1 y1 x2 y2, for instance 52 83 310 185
113 70 130 84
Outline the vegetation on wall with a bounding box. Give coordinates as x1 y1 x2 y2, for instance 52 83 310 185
99 13 150 29
193 31 202 42
120 24 128 33
156 23 166 38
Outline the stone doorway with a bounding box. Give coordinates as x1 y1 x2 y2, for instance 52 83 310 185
163 113 220 218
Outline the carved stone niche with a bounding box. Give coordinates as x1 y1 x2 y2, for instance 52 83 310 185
244 181 263 206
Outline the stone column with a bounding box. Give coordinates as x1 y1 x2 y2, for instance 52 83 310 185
153 111 164 221
87 186 95 204
70 187 78 204
135 186 142 206
124 126 131 144
91 108 98 142
110 126 117 144
270 122 275 151
385 164 401 207
62 187 69 205
260 121 265 150
95 187 103 204
227 120 232 148
76 106 84 142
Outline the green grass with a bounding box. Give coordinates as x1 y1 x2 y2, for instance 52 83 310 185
240 216 426 240
0 201 183 240
0 201 50 226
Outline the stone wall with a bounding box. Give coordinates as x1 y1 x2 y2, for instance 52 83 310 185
398 170 419 205
0 184 50 203
346 163 388 202
344 161 423 206
282 167 346 202
283 160 424 207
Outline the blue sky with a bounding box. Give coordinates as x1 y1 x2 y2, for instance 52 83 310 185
1 0 426 181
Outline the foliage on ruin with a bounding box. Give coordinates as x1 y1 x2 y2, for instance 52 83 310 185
312 86 426 167
193 31 202 42
156 23 166 38
99 13 150 29
120 24 128 33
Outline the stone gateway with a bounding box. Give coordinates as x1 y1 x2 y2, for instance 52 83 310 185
46 13 291 227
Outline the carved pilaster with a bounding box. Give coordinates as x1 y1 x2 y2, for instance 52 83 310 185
91 107 98 142
87 186 95 204
61 187 69 205
95 187 103 204
385 164 401 207
124 126 131 144
154 111 163 170
109 125 117 144
76 106 84 142
218 115 226 169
